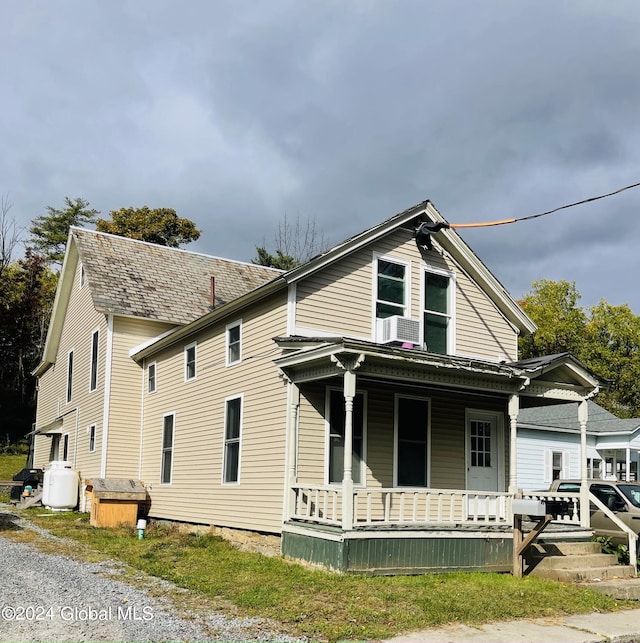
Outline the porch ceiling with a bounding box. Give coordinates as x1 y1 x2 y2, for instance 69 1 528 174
273 337 599 401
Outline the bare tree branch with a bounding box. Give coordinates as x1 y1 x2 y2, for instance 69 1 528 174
0 195 20 278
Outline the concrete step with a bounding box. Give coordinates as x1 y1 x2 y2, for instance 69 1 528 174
577 577 640 600
530 540 601 556
528 552 620 571
532 565 635 583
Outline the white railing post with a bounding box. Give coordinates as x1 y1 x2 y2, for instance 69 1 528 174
579 400 590 527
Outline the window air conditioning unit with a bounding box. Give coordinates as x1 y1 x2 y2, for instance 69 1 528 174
380 316 421 345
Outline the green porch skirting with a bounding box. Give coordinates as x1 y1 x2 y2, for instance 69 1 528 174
281 523 514 574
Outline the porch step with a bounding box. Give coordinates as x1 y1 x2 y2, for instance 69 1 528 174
524 541 635 582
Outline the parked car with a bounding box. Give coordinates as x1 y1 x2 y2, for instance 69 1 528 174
548 479 640 545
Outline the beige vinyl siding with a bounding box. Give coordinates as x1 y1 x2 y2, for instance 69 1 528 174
140 292 290 534
106 317 176 478
296 382 327 485
33 262 107 478
295 228 518 360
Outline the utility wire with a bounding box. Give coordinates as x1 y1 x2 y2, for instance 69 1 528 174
449 181 640 229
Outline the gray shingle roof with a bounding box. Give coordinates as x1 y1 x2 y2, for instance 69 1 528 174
518 399 640 435
73 228 283 325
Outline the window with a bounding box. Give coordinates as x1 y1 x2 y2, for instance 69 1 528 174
396 396 430 486
184 343 196 381
66 350 74 403
327 389 365 485
62 434 69 461
148 362 157 394
423 269 453 354
470 419 492 468
588 457 602 479
223 396 242 483
545 449 569 483
161 413 175 484
375 257 407 319
89 424 96 453
90 330 99 391
226 321 242 365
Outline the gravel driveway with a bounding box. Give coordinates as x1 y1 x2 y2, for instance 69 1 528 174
0 509 305 642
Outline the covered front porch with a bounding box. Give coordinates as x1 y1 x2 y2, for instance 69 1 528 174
275 339 601 573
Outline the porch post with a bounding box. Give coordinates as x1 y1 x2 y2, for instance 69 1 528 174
626 447 631 482
578 400 589 527
284 377 300 522
508 394 519 493
342 369 356 530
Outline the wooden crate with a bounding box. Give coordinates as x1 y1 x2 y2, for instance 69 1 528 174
88 478 147 528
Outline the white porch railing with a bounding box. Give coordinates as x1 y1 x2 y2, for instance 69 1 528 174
290 484 513 527
521 491 581 524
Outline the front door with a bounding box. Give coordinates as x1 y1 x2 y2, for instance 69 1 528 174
466 412 499 492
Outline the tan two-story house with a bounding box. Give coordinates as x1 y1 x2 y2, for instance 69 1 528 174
33 200 602 573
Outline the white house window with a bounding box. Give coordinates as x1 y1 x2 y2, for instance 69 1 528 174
66 350 74 403
423 269 453 354
223 396 242 484
226 321 242 366
376 257 407 319
587 457 602 479
545 449 569 483
161 413 175 484
184 343 197 381
327 389 365 485
148 362 157 394
90 330 99 392
89 424 96 453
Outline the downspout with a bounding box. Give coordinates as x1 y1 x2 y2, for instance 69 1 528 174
138 357 146 479
100 315 114 478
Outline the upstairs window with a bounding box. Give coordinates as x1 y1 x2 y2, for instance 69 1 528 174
376 257 408 319
66 350 74 403
226 321 242 366
89 330 99 392
148 362 157 394
184 343 197 381
423 269 453 354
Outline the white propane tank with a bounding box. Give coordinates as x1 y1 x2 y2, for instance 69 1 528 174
45 461 79 511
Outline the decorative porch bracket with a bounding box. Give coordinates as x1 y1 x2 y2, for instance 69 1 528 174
331 352 365 530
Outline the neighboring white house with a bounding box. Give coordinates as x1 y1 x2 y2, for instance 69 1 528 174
517 399 640 491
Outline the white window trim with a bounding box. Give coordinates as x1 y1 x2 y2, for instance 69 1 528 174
324 386 368 487
66 349 74 404
222 394 243 485
226 320 242 367
89 328 99 392
184 342 197 382
372 253 412 340
393 394 431 487
88 424 96 453
147 361 157 394
160 412 176 485
544 448 570 485
421 264 456 354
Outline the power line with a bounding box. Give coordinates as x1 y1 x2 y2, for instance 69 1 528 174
449 181 640 229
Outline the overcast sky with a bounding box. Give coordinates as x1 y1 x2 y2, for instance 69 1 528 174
3 1 640 312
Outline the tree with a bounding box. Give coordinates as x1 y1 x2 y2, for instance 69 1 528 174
0 195 20 279
29 197 99 265
0 250 57 440
96 206 201 247
253 213 327 269
518 279 587 359
518 279 640 418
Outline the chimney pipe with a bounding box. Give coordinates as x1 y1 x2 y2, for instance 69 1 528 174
210 276 215 309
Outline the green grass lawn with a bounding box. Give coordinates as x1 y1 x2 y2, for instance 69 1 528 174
6 509 633 642
0 453 27 502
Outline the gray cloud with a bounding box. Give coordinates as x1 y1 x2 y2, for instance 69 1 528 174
2 0 640 312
